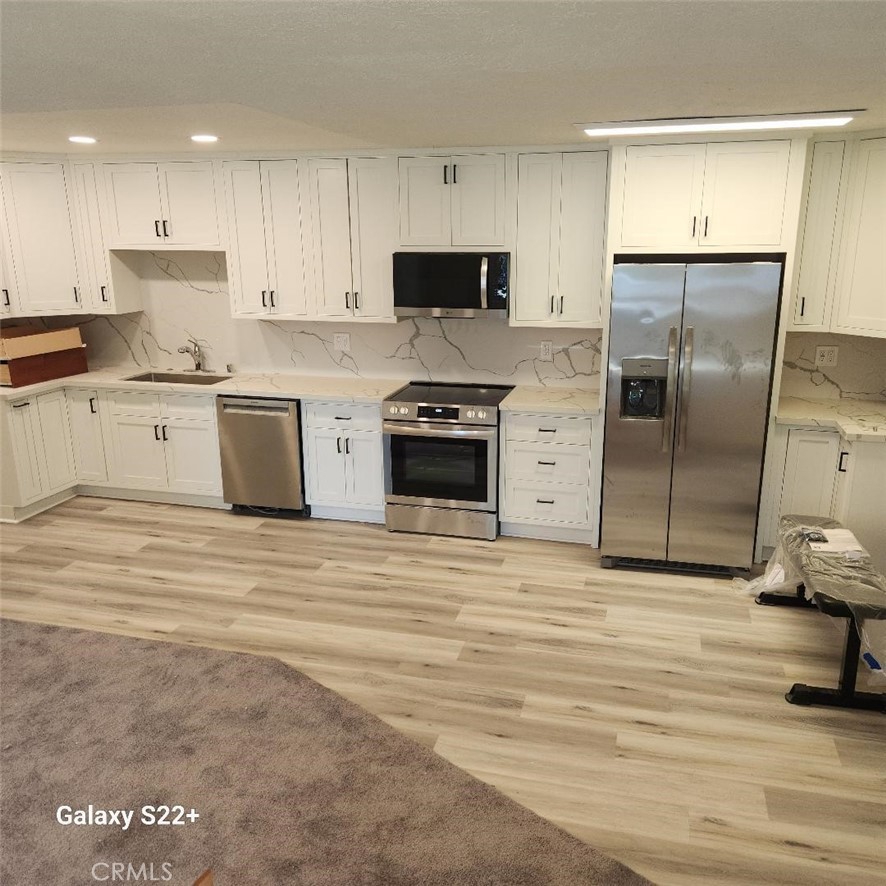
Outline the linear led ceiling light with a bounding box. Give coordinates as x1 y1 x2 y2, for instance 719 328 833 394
190 134 219 143
68 135 97 144
577 111 859 138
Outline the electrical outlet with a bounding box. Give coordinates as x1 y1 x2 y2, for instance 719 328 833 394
815 345 838 368
333 333 351 352
539 340 553 362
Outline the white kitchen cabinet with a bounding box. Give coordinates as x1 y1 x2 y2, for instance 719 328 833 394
832 439 886 571
619 140 791 248
778 429 840 518
36 389 76 492
514 151 607 325
305 157 398 320
0 185 20 315
398 153 506 246
66 389 108 483
103 161 220 248
833 137 886 336
223 159 308 318
0 162 84 314
110 414 169 489
346 431 384 506
163 418 223 494
305 428 349 503
6 398 45 504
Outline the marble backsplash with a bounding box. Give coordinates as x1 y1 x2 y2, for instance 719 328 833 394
42 252 603 388
780 332 886 401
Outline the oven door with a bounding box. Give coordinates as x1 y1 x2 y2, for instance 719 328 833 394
383 421 498 511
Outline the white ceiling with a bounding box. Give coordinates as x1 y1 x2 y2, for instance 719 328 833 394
2 1 885 154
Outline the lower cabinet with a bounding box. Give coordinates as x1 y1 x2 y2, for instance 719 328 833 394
500 412 593 531
303 402 384 510
106 392 222 495
66 389 108 482
778 429 840 518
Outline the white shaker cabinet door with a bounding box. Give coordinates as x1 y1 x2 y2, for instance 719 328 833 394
158 162 220 246
35 389 76 493
834 137 886 335
620 144 706 247
263 160 308 317
109 414 168 489
304 428 349 504
66 389 108 483
7 400 45 504
398 156 451 246
699 140 791 247
450 153 506 246
779 429 839 519
345 431 384 508
104 163 164 246
0 184 19 314
162 419 222 495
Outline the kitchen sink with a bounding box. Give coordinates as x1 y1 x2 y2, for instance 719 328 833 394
124 371 232 385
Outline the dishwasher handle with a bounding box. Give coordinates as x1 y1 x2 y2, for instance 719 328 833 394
219 397 295 415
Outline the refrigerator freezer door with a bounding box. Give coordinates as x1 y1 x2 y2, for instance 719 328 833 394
601 264 686 560
667 262 781 568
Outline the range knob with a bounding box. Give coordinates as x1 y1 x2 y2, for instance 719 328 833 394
399 406 409 415
477 409 487 420
389 406 398 415
466 409 476 418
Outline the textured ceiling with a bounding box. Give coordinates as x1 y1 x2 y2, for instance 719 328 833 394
1 0 884 153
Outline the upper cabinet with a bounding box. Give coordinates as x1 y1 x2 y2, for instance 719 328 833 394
617 140 792 249
103 161 221 248
0 162 84 315
513 151 608 326
398 153 506 246
791 134 886 339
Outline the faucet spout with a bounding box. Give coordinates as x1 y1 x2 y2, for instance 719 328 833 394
178 339 204 371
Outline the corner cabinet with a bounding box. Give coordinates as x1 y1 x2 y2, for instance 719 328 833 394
616 140 793 249
513 151 608 325
398 153 507 246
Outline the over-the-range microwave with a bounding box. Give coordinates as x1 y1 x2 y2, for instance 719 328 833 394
393 252 510 319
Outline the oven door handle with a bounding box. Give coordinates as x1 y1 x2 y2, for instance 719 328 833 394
383 421 496 439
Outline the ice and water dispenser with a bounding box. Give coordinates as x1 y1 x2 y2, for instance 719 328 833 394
619 358 667 419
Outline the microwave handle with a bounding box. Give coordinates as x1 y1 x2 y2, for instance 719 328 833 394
480 256 488 310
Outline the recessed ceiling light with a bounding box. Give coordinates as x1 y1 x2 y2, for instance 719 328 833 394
190 134 219 143
577 112 859 138
68 135 97 144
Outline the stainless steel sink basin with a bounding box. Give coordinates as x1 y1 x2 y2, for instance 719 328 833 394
124 371 232 385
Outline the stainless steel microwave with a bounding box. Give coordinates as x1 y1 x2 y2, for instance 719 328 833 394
393 252 509 319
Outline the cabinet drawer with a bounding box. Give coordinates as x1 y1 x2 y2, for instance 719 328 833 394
505 413 592 445
504 480 589 524
505 441 590 485
109 391 160 417
303 401 381 430
161 394 216 421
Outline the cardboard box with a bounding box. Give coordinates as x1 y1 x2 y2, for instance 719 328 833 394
0 325 83 360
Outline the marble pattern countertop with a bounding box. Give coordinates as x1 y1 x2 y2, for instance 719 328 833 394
776 396 886 441
501 385 600 415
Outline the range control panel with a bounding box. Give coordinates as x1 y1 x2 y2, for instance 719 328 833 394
383 402 498 426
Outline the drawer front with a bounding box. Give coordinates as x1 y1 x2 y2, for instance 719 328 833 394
304 401 381 431
504 480 589 524
505 441 590 485
161 394 216 421
108 391 160 417
506 413 592 445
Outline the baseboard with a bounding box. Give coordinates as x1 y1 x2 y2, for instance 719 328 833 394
308 505 385 524
0 488 76 523
500 520 596 545
76 486 231 510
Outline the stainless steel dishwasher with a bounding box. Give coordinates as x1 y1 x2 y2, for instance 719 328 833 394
216 396 307 513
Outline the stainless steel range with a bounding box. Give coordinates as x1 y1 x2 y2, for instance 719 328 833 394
383 382 513 540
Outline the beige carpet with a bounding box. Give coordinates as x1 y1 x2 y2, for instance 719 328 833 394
0 619 650 885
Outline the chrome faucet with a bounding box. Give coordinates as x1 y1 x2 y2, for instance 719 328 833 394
178 338 204 371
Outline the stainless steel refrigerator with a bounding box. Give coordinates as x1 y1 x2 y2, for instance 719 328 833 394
601 261 782 571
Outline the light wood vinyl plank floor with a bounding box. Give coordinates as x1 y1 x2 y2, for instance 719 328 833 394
1 496 884 886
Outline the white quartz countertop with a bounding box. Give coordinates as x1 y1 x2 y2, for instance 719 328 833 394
776 396 886 441
501 385 601 415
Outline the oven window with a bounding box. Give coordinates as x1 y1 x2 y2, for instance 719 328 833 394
389 434 489 502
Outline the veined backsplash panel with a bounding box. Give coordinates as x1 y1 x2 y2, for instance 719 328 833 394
781 332 886 401
47 252 603 387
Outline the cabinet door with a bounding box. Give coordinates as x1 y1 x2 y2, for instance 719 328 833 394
223 161 271 315
0 162 83 313
398 156 451 246
109 414 168 489
70 163 114 313
450 154 506 246
306 159 353 317
0 183 20 315
103 163 163 246
620 144 706 247
162 419 222 495
792 141 846 328
779 429 839 519
35 389 76 493
833 137 886 335
304 428 348 504
7 400 45 503
514 153 561 323
557 151 608 324
263 160 308 317
158 162 220 246
345 431 384 507
832 441 886 572
700 141 791 247
66 389 108 483
348 157 398 319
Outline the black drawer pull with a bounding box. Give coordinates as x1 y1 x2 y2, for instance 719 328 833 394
538 428 557 433
536 499 555 505
11 402 30 409
334 416 351 421
537 460 556 466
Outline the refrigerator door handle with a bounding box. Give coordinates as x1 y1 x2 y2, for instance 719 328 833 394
661 326 679 453
677 326 695 452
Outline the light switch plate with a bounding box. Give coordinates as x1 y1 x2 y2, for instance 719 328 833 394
539 340 553 362
333 333 351 352
815 345 838 367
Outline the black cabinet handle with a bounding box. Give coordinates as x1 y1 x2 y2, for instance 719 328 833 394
537 460 556 466
536 499 555 505
153 424 161 441
443 164 448 185
345 291 351 309
154 220 162 238
334 416 351 421
691 216 697 238
89 397 96 414
2 289 9 306
550 295 555 315
559 295 564 315
838 451 849 473
100 285 108 302
336 436 342 454
353 291 360 310
73 286 80 303
162 219 169 238
800 296 806 317
261 290 267 307
453 163 457 184
703 216 709 237
11 402 30 409
345 437 351 455
538 428 557 433
269 290 275 308
161 425 168 442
